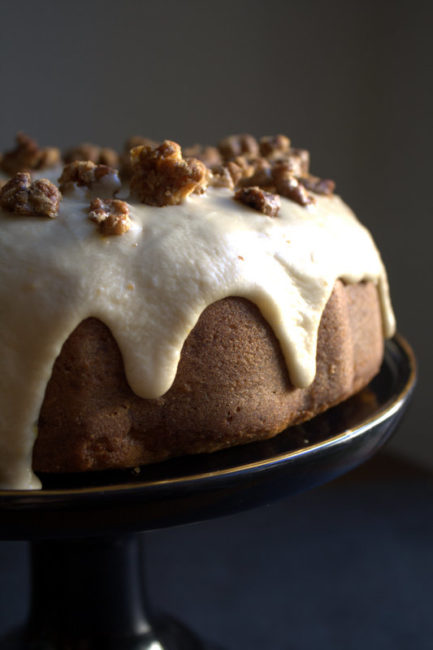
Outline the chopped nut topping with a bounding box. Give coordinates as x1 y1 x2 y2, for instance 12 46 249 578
284 148 309 177
129 140 208 206
58 161 121 198
125 136 158 151
272 163 314 206
229 158 254 184
183 145 222 168
226 160 249 186
0 172 61 218
38 147 61 170
120 136 159 181
209 157 256 190
212 134 332 208
259 135 291 159
64 143 119 168
0 133 61 175
209 165 236 190
234 186 281 217
28 179 62 218
88 198 131 236
218 134 260 161
300 174 336 195
231 155 255 173
237 158 273 189
279 177 314 206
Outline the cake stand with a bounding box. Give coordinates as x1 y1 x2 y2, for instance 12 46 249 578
0 334 416 650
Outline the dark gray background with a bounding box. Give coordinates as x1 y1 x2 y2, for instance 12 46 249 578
0 0 431 465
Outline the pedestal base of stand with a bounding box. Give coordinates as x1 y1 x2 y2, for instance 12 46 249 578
1 617 222 650
15 536 222 650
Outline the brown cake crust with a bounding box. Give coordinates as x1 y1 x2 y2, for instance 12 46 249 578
33 280 384 473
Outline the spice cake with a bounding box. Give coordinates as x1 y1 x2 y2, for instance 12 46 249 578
0 134 395 489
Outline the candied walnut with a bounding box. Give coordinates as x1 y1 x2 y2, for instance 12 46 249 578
96 148 119 167
58 161 121 198
209 156 257 190
288 148 310 176
64 143 119 168
209 165 235 190
120 136 159 180
0 172 32 214
129 140 208 206
183 145 222 168
227 159 252 185
0 172 61 218
263 149 310 177
237 158 273 189
226 160 248 186
300 174 335 195
218 134 259 161
88 198 131 236
124 136 158 151
28 179 62 218
0 132 61 175
259 135 291 159
38 147 61 170
272 163 314 207
231 155 255 173
234 186 280 217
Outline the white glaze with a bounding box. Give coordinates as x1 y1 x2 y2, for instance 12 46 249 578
0 187 395 489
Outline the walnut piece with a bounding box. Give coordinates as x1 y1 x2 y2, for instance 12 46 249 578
259 135 291 159
183 144 222 168
120 136 158 179
125 136 158 151
209 158 254 190
129 140 209 206
64 143 119 168
120 136 159 181
209 165 236 190
0 133 61 175
300 174 336 195
218 134 260 161
0 172 61 218
234 186 280 217
237 157 273 189
88 198 132 236
287 148 310 176
211 157 273 192
58 161 121 198
209 133 333 208
272 163 314 206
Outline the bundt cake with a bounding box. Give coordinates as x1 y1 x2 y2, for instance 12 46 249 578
0 133 395 489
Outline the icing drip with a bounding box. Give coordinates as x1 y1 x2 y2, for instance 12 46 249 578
0 187 395 489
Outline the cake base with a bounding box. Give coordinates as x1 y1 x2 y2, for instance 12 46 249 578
33 281 384 475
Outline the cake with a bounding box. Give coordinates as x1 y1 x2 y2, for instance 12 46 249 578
0 133 395 489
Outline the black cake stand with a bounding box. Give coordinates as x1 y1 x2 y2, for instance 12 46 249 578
0 334 416 650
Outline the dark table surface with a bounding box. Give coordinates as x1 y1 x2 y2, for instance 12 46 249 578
0 451 432 650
